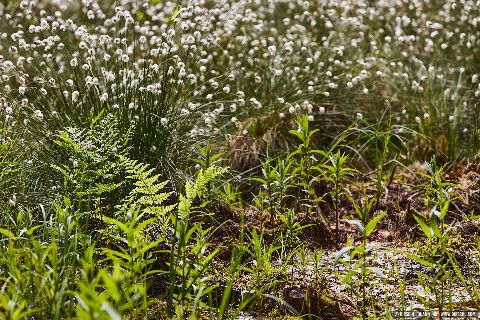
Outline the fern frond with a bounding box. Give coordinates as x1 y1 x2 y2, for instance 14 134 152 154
177 166 227 216
137 192 173 206
116 155 176 226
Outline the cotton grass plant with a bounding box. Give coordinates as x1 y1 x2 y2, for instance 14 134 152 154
3 0 480 169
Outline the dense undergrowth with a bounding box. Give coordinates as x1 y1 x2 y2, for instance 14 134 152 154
0 0 480 319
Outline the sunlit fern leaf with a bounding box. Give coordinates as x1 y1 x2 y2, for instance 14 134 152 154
116 155 176 237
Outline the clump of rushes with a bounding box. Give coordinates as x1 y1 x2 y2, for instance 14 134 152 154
349 112 408 211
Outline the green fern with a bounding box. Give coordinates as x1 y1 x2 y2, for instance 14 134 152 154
45 114 132 238
115 156 176 233
51 114 130 213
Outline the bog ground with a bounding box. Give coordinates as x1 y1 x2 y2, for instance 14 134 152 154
0 0 479 319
